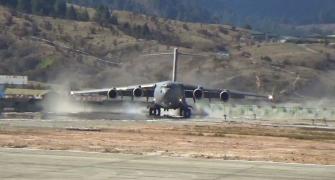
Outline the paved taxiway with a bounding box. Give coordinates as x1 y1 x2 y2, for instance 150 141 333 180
0 148 334 180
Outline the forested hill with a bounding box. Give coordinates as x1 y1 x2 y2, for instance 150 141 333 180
1 2 335 98
2 0 335 34
72 0 335 34
72 0 212 23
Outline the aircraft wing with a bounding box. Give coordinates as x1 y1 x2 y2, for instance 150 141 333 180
70 83 156 98
183 85 272 101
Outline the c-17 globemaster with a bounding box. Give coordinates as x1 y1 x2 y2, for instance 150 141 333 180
71 48 273 118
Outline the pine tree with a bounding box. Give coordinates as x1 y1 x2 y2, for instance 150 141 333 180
110 15 118 25
6 0 18 8
141 23 150 37
244 24 253 30
94 5 111 25
31 0 43 15
78 9 90 21
66 5 77 20
54 0 67 17
45 0 56 16
17 0 32 13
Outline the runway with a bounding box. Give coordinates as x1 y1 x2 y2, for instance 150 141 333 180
0 148 334 180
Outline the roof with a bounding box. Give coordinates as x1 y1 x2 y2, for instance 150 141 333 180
5 88 50 97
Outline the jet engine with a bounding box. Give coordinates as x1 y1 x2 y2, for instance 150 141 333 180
193 88 203 100
220 90 230 102
133 87 143 97
108 89 118 99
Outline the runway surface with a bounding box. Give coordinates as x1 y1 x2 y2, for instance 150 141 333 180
1 112 334 131
0 148 334 180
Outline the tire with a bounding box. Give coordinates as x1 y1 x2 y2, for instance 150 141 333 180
181 108 191 118
149 107 161 117
184 108 191 118
149 108 154 116
156 108 161 116
179 108 183 116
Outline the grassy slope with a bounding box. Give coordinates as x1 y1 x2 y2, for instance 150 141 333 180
0 6 335 100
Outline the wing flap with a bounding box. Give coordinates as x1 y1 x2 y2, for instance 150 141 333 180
183 85 270 100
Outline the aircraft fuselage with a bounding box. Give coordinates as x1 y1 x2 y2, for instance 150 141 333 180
153 81 187 109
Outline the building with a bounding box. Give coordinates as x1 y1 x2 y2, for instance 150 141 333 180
4 88 50 100
0 75 29 99
250 31 280 42
0 75 28 85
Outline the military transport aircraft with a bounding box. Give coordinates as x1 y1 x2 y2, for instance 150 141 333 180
71 48 273 118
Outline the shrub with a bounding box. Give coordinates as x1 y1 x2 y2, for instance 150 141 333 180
283 59 292 65
261 56 272 62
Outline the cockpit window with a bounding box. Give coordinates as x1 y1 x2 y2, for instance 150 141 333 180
162 84 173 88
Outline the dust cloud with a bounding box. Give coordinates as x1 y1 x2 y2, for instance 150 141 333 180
194 98 335 121
42 86 92 114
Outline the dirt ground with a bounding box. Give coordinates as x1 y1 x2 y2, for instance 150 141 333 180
0 121 335 165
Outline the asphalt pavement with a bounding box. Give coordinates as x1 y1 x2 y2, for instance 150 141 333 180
0 148 334 180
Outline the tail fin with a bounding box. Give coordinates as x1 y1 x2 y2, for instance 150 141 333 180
172 48 178 82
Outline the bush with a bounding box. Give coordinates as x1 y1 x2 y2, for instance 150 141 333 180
42 21 53 31
283 59 292 65
261 56 272 62
0 36 10 49
197 29 212 37
13 24 29 37
4 13 14 26
299 61 306 67
89 27 96 34
314 60 328 70
182 24 189 31
218 26 229 35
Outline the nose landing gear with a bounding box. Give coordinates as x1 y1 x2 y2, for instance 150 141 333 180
180 107 191 118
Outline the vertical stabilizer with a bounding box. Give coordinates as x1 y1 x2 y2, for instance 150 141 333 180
172 48 178 82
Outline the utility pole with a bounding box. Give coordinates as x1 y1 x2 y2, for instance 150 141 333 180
172 48 178 82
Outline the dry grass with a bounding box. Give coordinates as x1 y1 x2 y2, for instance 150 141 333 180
173 124 335 141
0 123 334 165
1 5 335 97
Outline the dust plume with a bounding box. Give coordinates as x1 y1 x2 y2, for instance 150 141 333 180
40 69 99 114
194 98 335 121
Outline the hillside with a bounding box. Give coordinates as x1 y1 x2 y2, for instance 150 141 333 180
72 0 335 35
0 5 335 101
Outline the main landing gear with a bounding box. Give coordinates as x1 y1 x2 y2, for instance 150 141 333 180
149 107 161 117
148 105 192 119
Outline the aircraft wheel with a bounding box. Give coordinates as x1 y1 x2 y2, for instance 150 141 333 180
184 108 191 118
180 108 191 118
149 108 155 116
149 107 161 117
155 108 161 117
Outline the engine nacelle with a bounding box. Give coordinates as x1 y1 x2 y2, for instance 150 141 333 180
133 87 143 97
220 90 230 102
107 89 117 99
193 88 203 100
